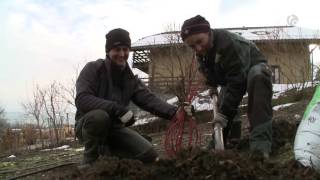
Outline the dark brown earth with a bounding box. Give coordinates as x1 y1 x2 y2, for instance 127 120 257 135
16 87 320 179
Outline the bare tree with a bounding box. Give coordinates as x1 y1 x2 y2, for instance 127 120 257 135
153 24 201 103
56 65 80 137
59 64 80 107
0 105 8 139
41 81 67 145
22 84 45 147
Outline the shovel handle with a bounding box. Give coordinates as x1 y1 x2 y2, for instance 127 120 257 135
213 123 224 150
211 88 225 151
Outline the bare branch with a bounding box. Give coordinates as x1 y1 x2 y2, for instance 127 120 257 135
58 64 80 107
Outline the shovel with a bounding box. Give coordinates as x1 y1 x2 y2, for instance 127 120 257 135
211 88 225 151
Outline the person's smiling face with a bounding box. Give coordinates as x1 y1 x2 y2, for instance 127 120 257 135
108 45 130 67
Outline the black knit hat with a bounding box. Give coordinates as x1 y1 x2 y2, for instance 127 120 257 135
180 15 210 41
105 28 131 53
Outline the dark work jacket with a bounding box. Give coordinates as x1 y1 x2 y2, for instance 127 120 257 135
198 29 268 119
75 58 178 121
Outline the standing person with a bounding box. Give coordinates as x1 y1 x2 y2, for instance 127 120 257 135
75 28 192 166
180 15 273 158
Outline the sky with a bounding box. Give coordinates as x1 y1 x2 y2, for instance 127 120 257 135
0 0 320 116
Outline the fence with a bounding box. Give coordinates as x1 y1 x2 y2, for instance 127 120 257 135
139 76 206 95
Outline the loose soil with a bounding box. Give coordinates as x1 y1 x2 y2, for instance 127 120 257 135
3 87 320 180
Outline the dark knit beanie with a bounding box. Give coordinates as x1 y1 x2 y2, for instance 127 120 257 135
105 28 131 53
180 15 210 41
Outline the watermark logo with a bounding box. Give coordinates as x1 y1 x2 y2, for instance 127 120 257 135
287 14 299 26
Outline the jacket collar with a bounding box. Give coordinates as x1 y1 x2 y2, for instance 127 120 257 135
208 29 214 49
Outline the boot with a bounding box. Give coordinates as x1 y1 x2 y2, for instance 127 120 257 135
79 131 100 169
141 134 152 143
98 144 111 157
206 138 215 150
77 154 98 170
248 149 270 161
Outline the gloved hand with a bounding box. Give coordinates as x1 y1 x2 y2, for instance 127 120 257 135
124 114 135 127
213 112 228 128
183 102 195 116
114 104 135 126
119 110 134 124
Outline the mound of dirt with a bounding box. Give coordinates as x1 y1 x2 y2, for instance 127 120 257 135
23 119 320 180
27 147 320 180
22 87 320 179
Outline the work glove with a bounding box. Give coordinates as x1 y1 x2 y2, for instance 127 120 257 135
183 102 195 116
213 112 228 128
119 110 135 126
124 114 135 127
114 104 135 126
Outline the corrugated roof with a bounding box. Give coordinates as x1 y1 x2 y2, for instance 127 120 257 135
132 26 320 50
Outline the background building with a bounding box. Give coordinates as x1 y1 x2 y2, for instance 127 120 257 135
131 26 320 94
